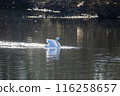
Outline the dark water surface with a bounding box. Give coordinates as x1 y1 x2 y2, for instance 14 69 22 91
0 9 120 80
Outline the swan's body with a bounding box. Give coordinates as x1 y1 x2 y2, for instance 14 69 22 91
45 37 61 48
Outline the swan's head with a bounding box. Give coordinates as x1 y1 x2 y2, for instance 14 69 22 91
56 37 61 41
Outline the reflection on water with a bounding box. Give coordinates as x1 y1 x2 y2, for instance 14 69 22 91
46 48 60 62
0 9 120 80
77 27 83 46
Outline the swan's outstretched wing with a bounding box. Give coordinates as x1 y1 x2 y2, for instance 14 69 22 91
46 39 57 47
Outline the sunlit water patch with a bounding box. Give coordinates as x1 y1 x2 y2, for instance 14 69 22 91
0 41 46 49
61 46 80 49
0 41 80 49
28 8 60 13
27 15 98 19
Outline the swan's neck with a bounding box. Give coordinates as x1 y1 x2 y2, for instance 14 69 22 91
56 40 61 47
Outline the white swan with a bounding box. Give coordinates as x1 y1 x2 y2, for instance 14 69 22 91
45 37 61 48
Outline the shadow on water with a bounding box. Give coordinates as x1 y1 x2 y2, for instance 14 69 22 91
0 9 120 79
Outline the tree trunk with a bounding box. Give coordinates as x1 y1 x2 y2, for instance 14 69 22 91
97 0 101 5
